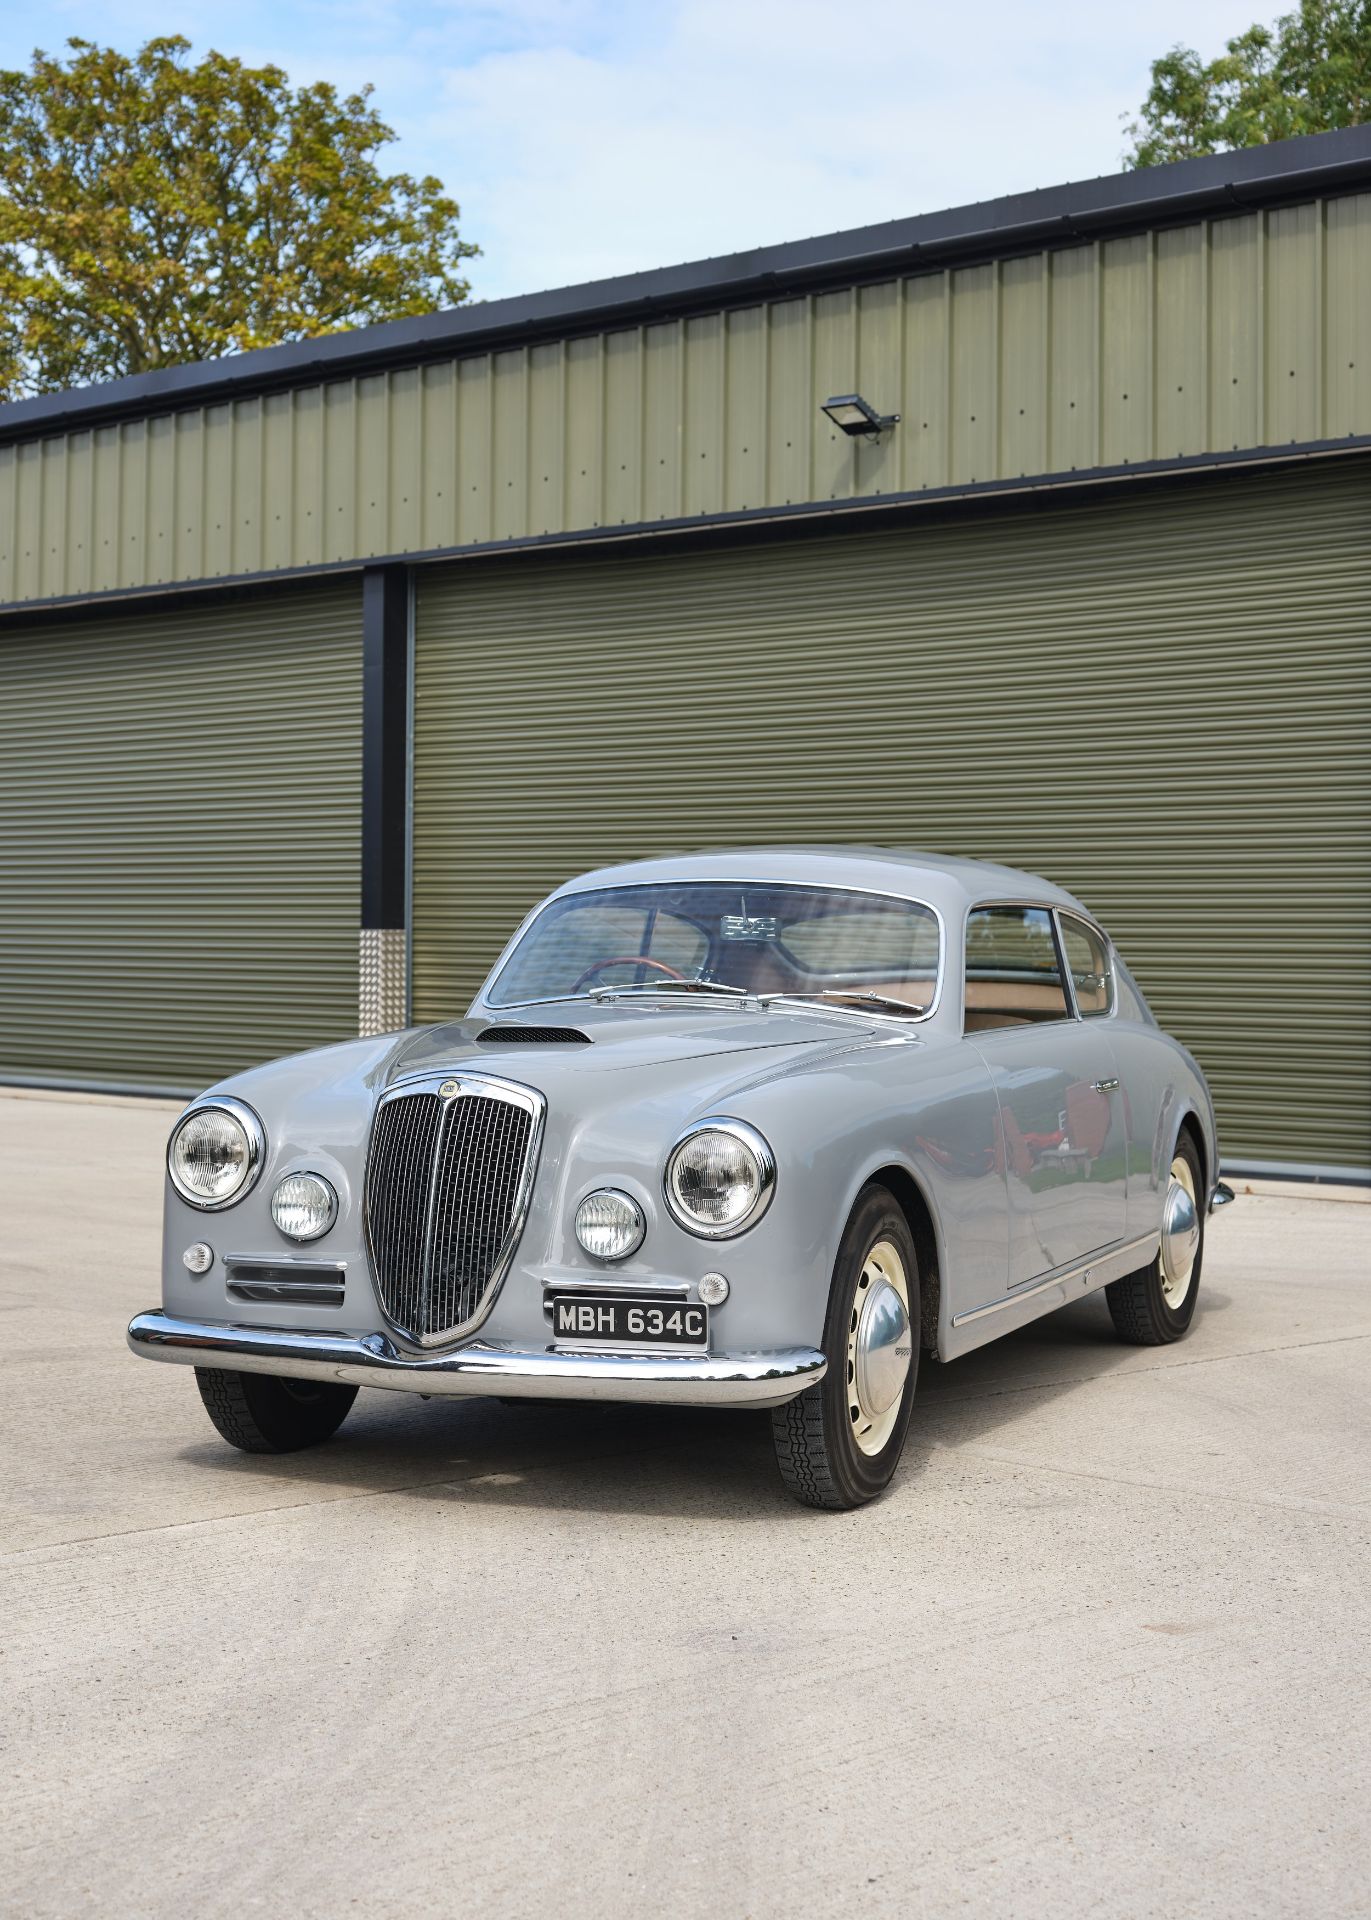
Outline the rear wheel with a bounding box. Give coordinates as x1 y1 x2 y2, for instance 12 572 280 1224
195 1367 358 1453
1105 1133 1204 1345
772 1186 919 1510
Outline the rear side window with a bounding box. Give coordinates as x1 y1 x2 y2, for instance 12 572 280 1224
1059 915 1114 1018
964 906 1070 1030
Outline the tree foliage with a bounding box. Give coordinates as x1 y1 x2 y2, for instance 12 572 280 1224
0 36 478 399
1125 0 1371 166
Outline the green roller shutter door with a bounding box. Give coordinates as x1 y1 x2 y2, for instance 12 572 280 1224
414 456 1371 1175
0 583 362 1093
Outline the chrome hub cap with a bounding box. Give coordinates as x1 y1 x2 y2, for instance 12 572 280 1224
847 1239 913 1457
1160 1155 1200 1308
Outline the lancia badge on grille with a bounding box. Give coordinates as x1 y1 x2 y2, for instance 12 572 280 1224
438 1078 459 1097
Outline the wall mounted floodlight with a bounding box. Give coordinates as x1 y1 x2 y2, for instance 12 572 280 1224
821 393 901 439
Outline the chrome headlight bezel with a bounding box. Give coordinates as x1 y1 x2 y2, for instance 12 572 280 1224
271 1171 339 1242
663 1118 776 1240
574 1187 647 1262
167 1096 266 1211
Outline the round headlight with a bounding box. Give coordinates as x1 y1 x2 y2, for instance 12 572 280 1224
167 1099 264 1210
665 1120 775 1239
271 1172 338 1242
575 1188 646 1261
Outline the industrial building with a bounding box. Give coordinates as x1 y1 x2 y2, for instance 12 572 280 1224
2 126 1368 1180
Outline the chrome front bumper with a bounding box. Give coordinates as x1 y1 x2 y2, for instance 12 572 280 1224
127 1311 827 1409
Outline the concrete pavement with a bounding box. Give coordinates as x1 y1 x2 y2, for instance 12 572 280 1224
2 1089 1368 1918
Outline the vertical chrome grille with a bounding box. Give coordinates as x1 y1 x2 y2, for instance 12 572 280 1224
364 1076 542 1345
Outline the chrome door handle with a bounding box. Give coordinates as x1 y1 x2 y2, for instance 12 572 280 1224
1091 1078 1119 1093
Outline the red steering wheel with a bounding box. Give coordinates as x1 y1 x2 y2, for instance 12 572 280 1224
571 955 688 992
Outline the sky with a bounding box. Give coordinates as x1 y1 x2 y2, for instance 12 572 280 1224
0 1 1268 304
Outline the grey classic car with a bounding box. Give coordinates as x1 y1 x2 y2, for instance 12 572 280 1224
129 849 1232 1508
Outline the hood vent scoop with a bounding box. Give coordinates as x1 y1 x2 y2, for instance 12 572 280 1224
477 1024 591 1045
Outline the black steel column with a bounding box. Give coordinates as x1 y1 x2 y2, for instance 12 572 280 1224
359 566 409 1031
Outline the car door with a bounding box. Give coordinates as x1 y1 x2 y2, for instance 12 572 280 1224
963 904 1128 1292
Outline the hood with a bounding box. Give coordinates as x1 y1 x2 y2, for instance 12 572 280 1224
382 999 900 1178
388 998 870 1084
202 998 905 1161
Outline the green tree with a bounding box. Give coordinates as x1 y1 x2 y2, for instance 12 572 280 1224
1125 0 1371 167
0 36 478 399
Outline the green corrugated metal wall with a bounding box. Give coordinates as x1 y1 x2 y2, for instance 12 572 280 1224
4 196 1369 608
413 455 1371 1172
0 584 362 1091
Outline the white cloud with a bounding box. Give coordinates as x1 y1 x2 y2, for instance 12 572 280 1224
424 0 1266 298
0 0 1271 302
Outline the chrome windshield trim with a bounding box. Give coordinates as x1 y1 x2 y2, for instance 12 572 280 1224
479 879 946 1025
586 980 752 1002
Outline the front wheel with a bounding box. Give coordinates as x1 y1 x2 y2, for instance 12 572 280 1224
1105 1133 1205 1345
195 1367 358 1453
772 1186 919 1510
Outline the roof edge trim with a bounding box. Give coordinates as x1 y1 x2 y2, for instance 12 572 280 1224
2 125 1369 445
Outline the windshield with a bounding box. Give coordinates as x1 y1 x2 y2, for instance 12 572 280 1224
486 882 941 1016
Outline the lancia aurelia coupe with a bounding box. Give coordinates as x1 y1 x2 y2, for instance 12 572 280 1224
129 849 1231 1508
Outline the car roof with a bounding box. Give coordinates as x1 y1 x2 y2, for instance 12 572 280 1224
550 846 1092 920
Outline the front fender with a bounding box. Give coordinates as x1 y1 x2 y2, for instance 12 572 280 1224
722 1037 1005 1353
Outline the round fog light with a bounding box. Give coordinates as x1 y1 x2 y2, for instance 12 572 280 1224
698 1271 730 1306
182 1242 213 1275
575 1189 646 1261
271 1172 338 1242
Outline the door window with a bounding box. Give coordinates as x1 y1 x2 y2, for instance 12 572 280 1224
964 906 1070 1030
1058 915 1115 1018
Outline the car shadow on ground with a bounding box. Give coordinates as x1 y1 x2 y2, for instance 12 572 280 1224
173 1286 1232 1520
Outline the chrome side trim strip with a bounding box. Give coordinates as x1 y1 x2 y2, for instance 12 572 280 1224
225 1251 350 1269
227 1277 345 1305
127 1311 826 1409
951 1233 1160 1328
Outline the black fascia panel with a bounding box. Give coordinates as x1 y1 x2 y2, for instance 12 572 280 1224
361 566 408 933
2 126 1369 446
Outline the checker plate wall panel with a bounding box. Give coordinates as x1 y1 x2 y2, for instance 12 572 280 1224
412 458 1371 1174
0 584 362 1091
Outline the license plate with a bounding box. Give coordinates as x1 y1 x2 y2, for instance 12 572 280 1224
551 1295 708 1349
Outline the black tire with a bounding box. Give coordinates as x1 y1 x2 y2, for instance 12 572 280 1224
772 1185 919 1510
1105 1131 1205 1346
194 1367 358 1454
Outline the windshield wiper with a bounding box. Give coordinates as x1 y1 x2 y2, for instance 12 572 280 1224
585 980 750 1002
763 989 927 1018
818 988 927 1015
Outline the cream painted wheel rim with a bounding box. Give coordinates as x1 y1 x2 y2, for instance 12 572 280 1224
846 1238 913 1457
1160 1154 1200 1308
